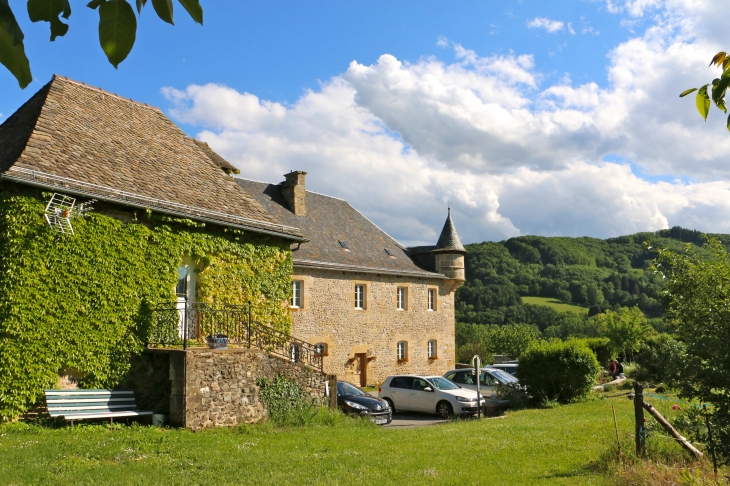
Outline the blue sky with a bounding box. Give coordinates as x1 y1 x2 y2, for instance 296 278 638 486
2 0 730 245
3 1 637 117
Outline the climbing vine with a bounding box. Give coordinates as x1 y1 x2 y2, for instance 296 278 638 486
0 183 293 420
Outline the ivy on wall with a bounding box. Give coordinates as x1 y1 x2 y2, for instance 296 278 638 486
0 183 293 420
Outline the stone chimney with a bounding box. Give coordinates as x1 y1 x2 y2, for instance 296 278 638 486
281 171 307 216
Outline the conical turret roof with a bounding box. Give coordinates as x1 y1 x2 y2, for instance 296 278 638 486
436 208 466 252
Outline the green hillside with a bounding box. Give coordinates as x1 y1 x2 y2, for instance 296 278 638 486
455 226 730 336
520 296 588 315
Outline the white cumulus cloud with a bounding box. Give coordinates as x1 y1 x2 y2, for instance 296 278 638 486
163 0 730 245
527 17 565 33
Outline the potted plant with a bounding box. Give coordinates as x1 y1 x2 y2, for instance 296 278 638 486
206 333 229 350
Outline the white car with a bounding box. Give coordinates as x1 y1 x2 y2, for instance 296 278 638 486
378 374 486 418
443 367 520 398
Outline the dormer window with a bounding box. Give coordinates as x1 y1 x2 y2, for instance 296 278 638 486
339 240 350 251
385 248 394 257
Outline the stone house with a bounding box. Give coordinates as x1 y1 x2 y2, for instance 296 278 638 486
237 173 467 386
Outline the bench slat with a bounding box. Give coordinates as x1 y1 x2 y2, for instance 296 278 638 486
47 400 137 406
48 404 139 412
44 390 134 396
44 389 152 423
58 411 154 420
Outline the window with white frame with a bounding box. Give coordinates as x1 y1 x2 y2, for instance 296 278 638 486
397 287 407 310
291 280 303 308
397 341 408 361
428 288 436 311
354 284 366 310
428 339 437 358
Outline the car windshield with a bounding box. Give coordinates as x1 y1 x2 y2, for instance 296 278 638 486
337 382 367 397
428 377 460 390
490 369 519 383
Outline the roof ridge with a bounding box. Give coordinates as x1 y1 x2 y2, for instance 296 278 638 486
235 176 406 248
234 176 348 202
51 74 161 112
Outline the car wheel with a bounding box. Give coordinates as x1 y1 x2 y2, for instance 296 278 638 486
437 401 453 419
383 398 395 413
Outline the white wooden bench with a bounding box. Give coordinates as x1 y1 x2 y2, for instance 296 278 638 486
44 389 153 425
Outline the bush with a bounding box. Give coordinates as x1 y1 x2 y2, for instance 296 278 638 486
517 340 600 403
256 375 320 426
634 334 686 385
573 337 613 366
455 323 540 363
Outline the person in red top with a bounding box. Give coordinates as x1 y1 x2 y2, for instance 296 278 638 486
607 360 618 378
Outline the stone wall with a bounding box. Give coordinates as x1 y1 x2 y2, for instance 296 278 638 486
135 347 330 431
291 268 457 386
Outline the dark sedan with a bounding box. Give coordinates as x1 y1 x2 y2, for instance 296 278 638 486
337 381 392 425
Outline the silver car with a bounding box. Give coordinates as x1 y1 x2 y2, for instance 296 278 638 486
490 363 518 377
379 374 486 418
443 367 519 398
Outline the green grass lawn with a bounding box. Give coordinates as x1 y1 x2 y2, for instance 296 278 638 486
522 296 589 315
0 395 696 486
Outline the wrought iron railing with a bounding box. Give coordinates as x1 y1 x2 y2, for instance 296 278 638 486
147 302 323 371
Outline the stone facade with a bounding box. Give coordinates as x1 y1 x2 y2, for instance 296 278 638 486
130 348 330 431
291 267 457 386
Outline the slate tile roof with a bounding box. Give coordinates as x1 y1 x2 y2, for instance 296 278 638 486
0 75 303 240
436 208 467 252
235 178 445 278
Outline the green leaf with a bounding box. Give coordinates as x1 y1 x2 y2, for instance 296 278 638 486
696 84 711 121
27 0 72 41
0 27 31 89
712 74 730 113
679 88 698 98
727 113 730 133
98 0 136 68
0 0 25 45
177 0 202 24
0 2 31 88
87 0 105 9
135 0 147 14
151 0 173 24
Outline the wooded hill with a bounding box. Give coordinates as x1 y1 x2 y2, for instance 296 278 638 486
455 227 729 337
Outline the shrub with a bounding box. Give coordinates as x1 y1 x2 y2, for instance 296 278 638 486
455 322 540 363
581 337 613 367
634 334 687 385
256 375 320 426
494 382 528 407
517 340 600 403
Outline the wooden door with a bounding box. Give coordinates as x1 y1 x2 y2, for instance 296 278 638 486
357 353 367 387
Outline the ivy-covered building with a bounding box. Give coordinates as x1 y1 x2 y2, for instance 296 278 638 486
0 76 307 420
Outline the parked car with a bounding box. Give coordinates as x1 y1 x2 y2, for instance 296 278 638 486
336 381 392 425
490 362 518 377
378 374 486 418
443 367 519 399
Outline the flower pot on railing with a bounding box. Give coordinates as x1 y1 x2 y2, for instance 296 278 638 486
206 333 229 350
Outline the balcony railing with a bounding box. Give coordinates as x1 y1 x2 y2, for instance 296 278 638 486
147 302 323 371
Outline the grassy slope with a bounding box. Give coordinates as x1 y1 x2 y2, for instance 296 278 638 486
521 296 589 315
0 396 694 486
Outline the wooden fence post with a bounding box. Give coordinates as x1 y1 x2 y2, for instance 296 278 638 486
328 375 337 409
633 382 646 457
